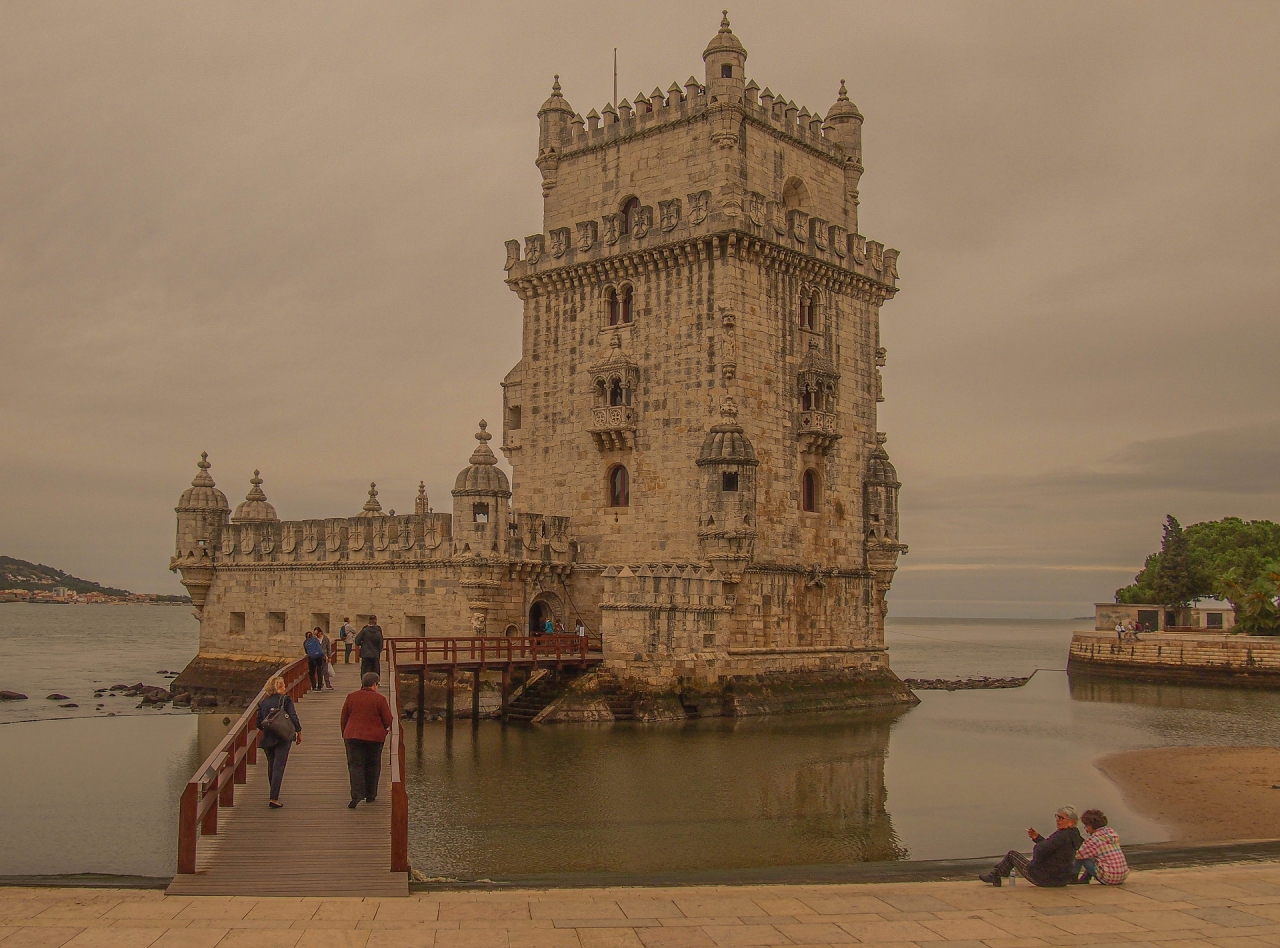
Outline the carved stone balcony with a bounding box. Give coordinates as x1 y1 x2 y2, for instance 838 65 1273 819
589 405 637 451
798 409 840 454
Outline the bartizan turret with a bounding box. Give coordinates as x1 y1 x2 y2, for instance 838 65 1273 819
451 420 512 622
864 433 907 639
697 398 759 583
171 453 229 617
703 11 747 149
823 79 865 220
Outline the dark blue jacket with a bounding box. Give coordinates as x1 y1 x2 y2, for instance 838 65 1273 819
255 693 301 748
303 636 326 658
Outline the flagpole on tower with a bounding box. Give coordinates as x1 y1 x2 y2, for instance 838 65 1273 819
613 47 618 108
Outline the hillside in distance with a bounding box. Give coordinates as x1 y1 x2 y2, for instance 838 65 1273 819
1 555 133 596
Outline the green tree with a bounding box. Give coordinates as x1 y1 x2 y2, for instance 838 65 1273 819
1148 515 1206 613
1216 570 1280 636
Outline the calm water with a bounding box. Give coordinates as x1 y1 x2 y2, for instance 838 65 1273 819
4 607 1280 879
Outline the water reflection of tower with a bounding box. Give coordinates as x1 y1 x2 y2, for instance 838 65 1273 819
755 714 906 862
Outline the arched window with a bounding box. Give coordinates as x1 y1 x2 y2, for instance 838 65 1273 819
621 197 640 235
607 288 620 326
783 177 810 211
620 285 633 323
473 502 490 523
801 386 814 411
608 465 629 507
801 469 818 513
609 379 625 407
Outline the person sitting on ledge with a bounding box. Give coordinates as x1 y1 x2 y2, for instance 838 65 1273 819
1072 808 1129 884
979 806 1083 887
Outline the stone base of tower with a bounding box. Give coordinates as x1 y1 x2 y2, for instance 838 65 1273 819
171 655 288 710
538 663 917 723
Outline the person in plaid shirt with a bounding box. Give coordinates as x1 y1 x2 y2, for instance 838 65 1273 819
1073 809 1129 884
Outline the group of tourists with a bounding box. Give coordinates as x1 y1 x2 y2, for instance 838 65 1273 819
253 614 394 809
979 806 1129 887
1114 620 1148 641
536 616 588 638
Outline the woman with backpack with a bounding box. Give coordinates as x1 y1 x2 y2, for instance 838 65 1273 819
256 675 302 808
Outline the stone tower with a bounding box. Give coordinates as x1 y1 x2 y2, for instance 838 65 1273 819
501 12 906 682
171 453 229 616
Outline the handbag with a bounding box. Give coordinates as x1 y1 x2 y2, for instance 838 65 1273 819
261 695 297 742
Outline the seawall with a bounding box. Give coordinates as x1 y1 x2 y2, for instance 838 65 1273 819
1068 631 1280 687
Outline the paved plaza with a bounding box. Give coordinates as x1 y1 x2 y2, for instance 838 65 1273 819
4 861 1280 948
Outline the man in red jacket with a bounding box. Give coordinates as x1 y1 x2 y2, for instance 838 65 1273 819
340 672 393 808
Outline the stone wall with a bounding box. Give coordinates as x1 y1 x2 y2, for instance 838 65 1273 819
1067 632 1280 687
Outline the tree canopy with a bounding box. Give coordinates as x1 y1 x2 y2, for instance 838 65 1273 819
1116 517 1280 633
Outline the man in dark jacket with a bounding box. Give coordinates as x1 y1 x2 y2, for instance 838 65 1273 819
980 807 1083 886
354 615 383 678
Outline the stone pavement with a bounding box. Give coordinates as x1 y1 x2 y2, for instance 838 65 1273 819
3 861 1280 948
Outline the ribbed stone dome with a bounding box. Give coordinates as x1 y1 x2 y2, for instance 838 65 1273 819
538 75 574 116
452 420 512 496
866 435 899 485
703 11 747 60
825 79 863 122
697 400 759 466
231 470 278 522
177 453 230 510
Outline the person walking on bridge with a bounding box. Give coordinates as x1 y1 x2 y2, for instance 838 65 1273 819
303 630 326 691
339 617 354 663
355 615 383 678
256 676 302 809
318 628 335 690
341 672 392 808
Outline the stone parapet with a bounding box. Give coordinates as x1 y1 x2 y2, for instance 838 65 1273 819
1067 632 1280 687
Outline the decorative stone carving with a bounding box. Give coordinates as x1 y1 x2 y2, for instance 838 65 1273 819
303 525 319 554
747 191 766 227
632 205 652 238
789 209 809 244
831 224 847 257
549 227 570 259
471 613 487 634
504 239 521 271
325 520 343 553
810 217 828 251
876 369 884 403
883 248 900 282
373 519 389 552
721 311 737 380
876 346 887 367
350 524 366 552
240 528 254 555
602 213 621 246
525 234 544 265
398 516 414 550
259 527 275 554
851 234 867 264
576 220 598 252
868 240 884 271
769 200 787 235
221 532 235 556
659 198 681 232
687 190 710 225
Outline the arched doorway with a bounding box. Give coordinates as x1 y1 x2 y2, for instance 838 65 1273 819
529 593 563 635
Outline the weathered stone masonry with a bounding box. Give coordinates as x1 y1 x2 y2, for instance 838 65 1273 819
172 15 913 712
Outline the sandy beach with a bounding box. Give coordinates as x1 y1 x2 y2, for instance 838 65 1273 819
1097 745 1280 841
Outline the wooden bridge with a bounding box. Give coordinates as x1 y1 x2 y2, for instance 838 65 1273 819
169 634 602 896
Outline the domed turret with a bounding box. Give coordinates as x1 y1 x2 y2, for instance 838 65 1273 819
865 434 899 487
231 470 278 523
864 433 906 636
823 79 865 216
452 420 512 558
178 453 229 512
697 399 758 582
172 452 229 617
537 75 575 155
453 420 511 496
703 10 747 105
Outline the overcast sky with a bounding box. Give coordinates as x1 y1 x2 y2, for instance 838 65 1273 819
2 1 1277 616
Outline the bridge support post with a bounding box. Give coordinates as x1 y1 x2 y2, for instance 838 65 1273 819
472 669 481 721
445 668 455 722
501 668 510 721
417 670 425 723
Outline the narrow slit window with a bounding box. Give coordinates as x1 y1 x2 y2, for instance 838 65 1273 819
607 288 620 326
721 471 739 492
621 198 640 234
802 469 818 512
620 286 633 324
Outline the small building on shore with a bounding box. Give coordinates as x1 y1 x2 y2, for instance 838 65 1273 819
1094 598 1235 633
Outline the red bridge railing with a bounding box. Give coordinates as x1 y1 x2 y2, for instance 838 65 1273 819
175 652 313 874
387 634 598 668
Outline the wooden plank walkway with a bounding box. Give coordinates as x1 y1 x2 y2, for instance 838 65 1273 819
167 661 408 897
